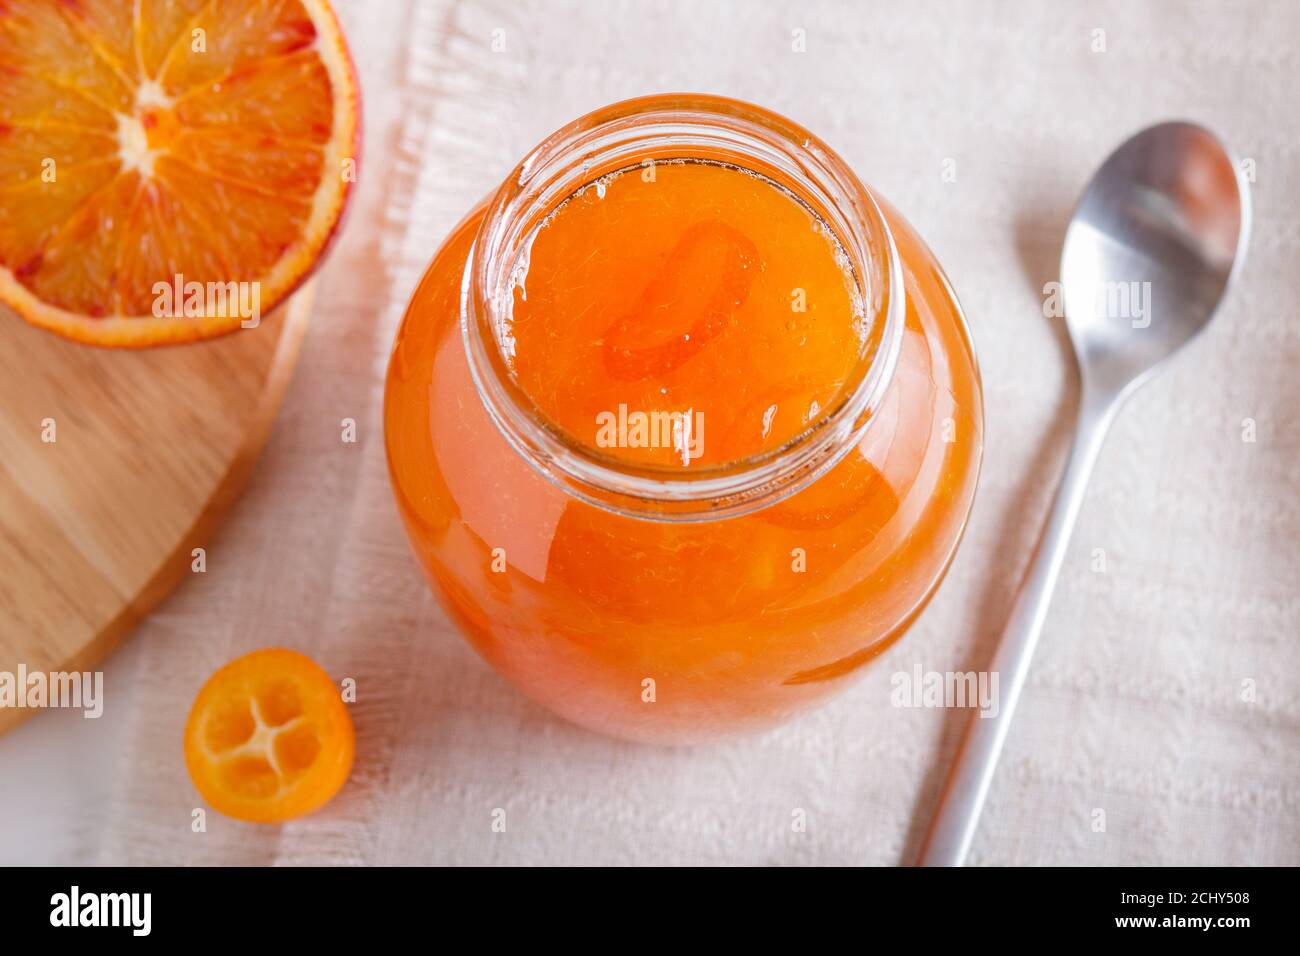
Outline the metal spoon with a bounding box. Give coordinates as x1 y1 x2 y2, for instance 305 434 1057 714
917 121 1251 866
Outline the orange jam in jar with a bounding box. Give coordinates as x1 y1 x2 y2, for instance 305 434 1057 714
385 95 983 743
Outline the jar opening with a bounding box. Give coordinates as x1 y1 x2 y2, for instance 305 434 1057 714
462 93 905 521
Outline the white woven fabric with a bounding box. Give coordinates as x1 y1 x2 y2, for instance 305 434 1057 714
2 0 1297 865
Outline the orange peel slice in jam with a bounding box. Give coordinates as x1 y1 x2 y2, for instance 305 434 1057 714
602 220 759 380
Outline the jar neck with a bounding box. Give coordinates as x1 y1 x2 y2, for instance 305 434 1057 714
461 94 905 522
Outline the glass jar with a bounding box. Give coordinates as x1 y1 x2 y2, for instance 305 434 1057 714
385 94 982 743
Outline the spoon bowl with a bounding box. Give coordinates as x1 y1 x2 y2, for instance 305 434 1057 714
1061 121 1251 399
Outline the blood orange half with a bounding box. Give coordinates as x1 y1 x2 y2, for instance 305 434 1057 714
0 0 359 346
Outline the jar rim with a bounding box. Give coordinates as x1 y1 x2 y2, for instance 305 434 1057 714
461 93 906 522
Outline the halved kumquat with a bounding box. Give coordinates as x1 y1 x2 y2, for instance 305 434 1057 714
184 648 354 824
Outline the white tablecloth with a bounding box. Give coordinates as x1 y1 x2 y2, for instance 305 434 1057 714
2 0 1297 866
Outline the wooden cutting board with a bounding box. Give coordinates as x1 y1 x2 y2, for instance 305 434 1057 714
0 284 313 733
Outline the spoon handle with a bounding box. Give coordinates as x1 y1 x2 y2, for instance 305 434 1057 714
916 385 1119 866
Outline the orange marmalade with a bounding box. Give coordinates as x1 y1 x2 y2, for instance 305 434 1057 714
385 96 982 742
506 160 865 468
